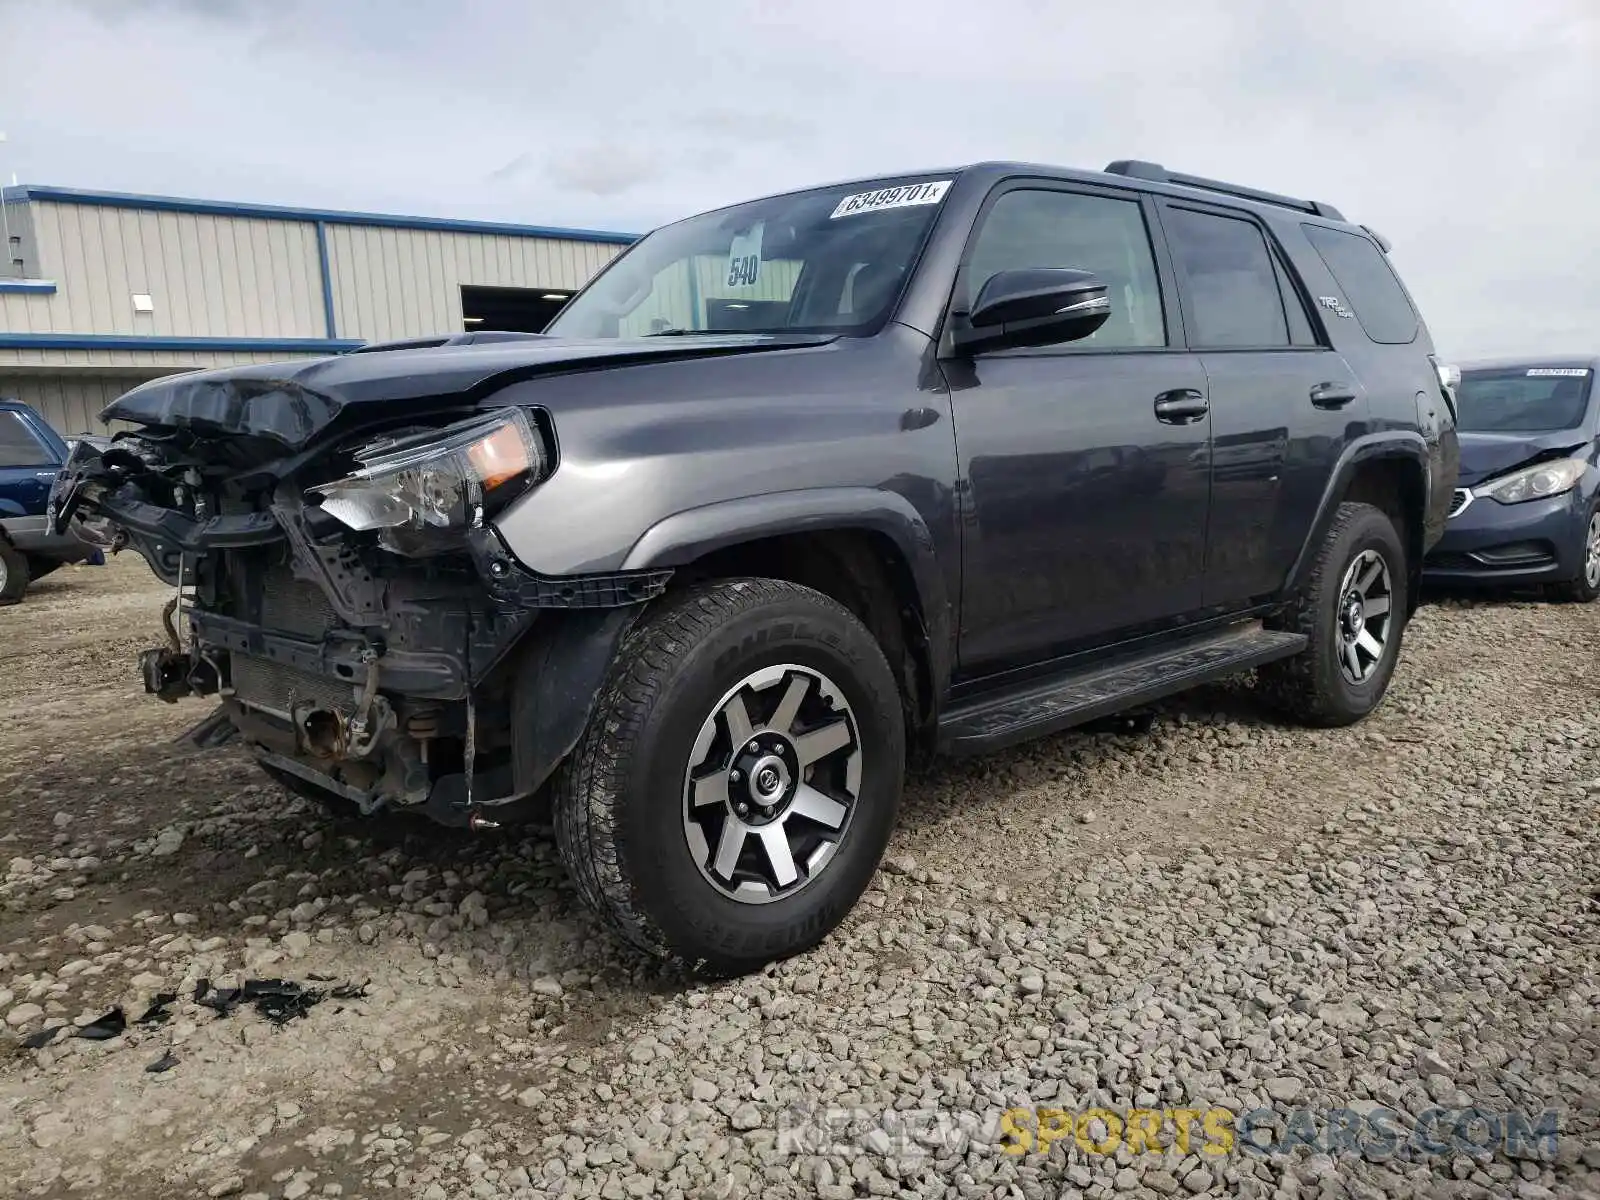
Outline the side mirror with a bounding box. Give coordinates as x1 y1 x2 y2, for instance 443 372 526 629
952 268 1111 354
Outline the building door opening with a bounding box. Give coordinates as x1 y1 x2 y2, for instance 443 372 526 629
461 285 573 334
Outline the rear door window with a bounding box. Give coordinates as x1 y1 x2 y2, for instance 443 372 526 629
1161 207 1294 349
1301 224 1419 344
0 411 50 468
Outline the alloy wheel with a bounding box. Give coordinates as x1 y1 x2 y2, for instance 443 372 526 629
1336 548 1394 685
682 663 862 905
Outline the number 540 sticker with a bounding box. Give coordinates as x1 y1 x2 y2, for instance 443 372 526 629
726 222 764 288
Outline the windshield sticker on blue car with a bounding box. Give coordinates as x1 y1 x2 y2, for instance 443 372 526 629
830 181 952 219
725 222 764 288
1526 368 1590 377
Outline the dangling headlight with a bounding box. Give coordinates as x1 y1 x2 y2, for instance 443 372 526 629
310 408 548 545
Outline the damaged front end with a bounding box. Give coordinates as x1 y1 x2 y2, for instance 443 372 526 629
51 390 667 827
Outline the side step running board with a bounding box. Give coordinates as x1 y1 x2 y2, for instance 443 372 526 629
936 623 1307 757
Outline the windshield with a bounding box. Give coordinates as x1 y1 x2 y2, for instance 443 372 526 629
1456 368 1594 433
544 175 957 339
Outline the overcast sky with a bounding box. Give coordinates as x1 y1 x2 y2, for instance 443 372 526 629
0 0 1594 358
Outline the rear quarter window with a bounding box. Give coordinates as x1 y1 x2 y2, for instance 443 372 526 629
1301 224 1419 345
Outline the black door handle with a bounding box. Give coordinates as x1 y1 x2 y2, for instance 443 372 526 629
1154 389 1209 424
1310 382 1359 409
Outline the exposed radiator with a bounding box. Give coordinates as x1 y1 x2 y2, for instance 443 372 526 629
230 653 354 717
260 567 337 638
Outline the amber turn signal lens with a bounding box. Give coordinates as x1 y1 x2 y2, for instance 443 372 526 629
466 422 531 490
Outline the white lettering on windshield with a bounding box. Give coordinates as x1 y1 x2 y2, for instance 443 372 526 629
1526 368 1591 377
829 181 952 219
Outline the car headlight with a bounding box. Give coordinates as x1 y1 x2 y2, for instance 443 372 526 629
311 408 547 544
1473 457 1586 505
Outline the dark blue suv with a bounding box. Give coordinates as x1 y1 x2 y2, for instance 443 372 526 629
1423 357 1600 601
0 400 104 604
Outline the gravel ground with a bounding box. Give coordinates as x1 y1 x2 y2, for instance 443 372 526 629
1 554 1598 1200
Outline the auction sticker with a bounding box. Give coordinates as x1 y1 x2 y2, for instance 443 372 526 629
830 180 952 219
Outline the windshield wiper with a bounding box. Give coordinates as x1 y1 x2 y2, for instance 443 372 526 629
643 328 730 337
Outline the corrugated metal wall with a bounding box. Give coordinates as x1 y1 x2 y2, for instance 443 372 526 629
0 346 316 370
615 255 803 336
0 374 158 437
0 192 638 430
1 202 327 338
324 224 622 342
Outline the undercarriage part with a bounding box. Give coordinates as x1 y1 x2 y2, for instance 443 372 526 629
141 647 201 703
406 710 440 764
177 705 240 749
258 749 384 815
298 707 348 759
160 595 181 652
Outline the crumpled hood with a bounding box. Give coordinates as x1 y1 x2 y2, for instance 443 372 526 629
1456 429 1590 487
103 333 835 449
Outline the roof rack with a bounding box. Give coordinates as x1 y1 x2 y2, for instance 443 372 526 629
1103 160 1346 222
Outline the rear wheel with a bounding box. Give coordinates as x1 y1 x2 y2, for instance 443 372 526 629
554 578 904 975
0 540 29 606
1261 501 1408 726
1546 506 1600 603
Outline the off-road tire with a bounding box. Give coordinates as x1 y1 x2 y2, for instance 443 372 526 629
1545 505 1600 603
0 539 30 606
1260 501 1408 727
553 578 904 976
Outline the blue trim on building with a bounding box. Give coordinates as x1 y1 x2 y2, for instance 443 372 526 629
314 221 338 338
0 333 362 353
0 184 642 245
0 279 57 294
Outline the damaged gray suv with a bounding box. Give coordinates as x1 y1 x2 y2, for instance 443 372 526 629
51 161 1458 972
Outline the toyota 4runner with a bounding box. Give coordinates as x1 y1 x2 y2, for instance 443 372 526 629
50 160 1460 973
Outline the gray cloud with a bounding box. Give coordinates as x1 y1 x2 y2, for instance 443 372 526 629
61 0 265 22
0 0 1595 355
544 143 662 197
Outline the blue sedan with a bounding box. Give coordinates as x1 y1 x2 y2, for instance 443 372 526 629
1424 356 1600 601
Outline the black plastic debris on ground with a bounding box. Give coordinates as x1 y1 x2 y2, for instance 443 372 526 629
145 1050 179 1073
19 1003 143 1049
136 993 179 1026
75 1007 126 1041
194 978 243 1017
193 977 371 1026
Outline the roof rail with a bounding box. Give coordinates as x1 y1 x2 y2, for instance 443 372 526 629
1103 160 1346 222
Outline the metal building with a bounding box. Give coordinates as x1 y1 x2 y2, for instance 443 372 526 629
0 185 638 436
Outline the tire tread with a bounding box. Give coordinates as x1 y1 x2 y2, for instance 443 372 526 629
1261 501 1405 727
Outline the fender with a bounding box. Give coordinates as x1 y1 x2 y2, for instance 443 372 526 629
620 485 954 698
1284 430 1431 599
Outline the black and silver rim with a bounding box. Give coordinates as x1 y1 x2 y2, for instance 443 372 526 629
1336 549 1393 685
0 553 8 593
1584 513 1600 589
682 663 861 905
